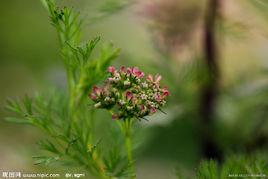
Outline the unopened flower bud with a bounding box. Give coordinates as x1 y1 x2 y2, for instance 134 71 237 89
115 92 120 98
150 107 157 114
107 66 116 74
126 91 133 101
94 102 102 108
124 80 131 86
127 106 134 111
104 97 111 102
141 82 148 88
140 94 147 100
119 99 126 106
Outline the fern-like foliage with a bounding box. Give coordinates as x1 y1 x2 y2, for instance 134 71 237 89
5 1 136 178
196 154 268 179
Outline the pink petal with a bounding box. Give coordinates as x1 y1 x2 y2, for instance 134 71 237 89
155 95 162 102
150 107 157 114
139 72 145 78
125 91 133 100
147 74 154 82
163 91 169 97
107 66 116 73
127 67 133 74
132 67 139 74
155 74 162 83
93 86 101 96
89 93 97 100
133 67 144 78
162 87 170 97
120 66 126 73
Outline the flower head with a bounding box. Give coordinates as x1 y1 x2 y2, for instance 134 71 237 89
89 66 169 120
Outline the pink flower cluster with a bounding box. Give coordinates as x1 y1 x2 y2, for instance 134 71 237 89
89 66 169 120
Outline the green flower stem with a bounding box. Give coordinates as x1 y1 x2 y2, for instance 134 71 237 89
125 132 133 165
117 118 136 178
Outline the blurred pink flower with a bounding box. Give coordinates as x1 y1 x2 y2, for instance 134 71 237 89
139 0 201 55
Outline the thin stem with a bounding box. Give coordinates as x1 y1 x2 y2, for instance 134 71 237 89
125 134 136 178
116 118 136 178
123 118 135 178
125 123 133 165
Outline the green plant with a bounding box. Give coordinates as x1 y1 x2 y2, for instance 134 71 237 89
5 1 169 178
196 154 268 179
5 0 130 178
175 154 268 179
89 66 169 176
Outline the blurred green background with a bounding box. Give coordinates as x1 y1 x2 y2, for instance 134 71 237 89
1 0 268 178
